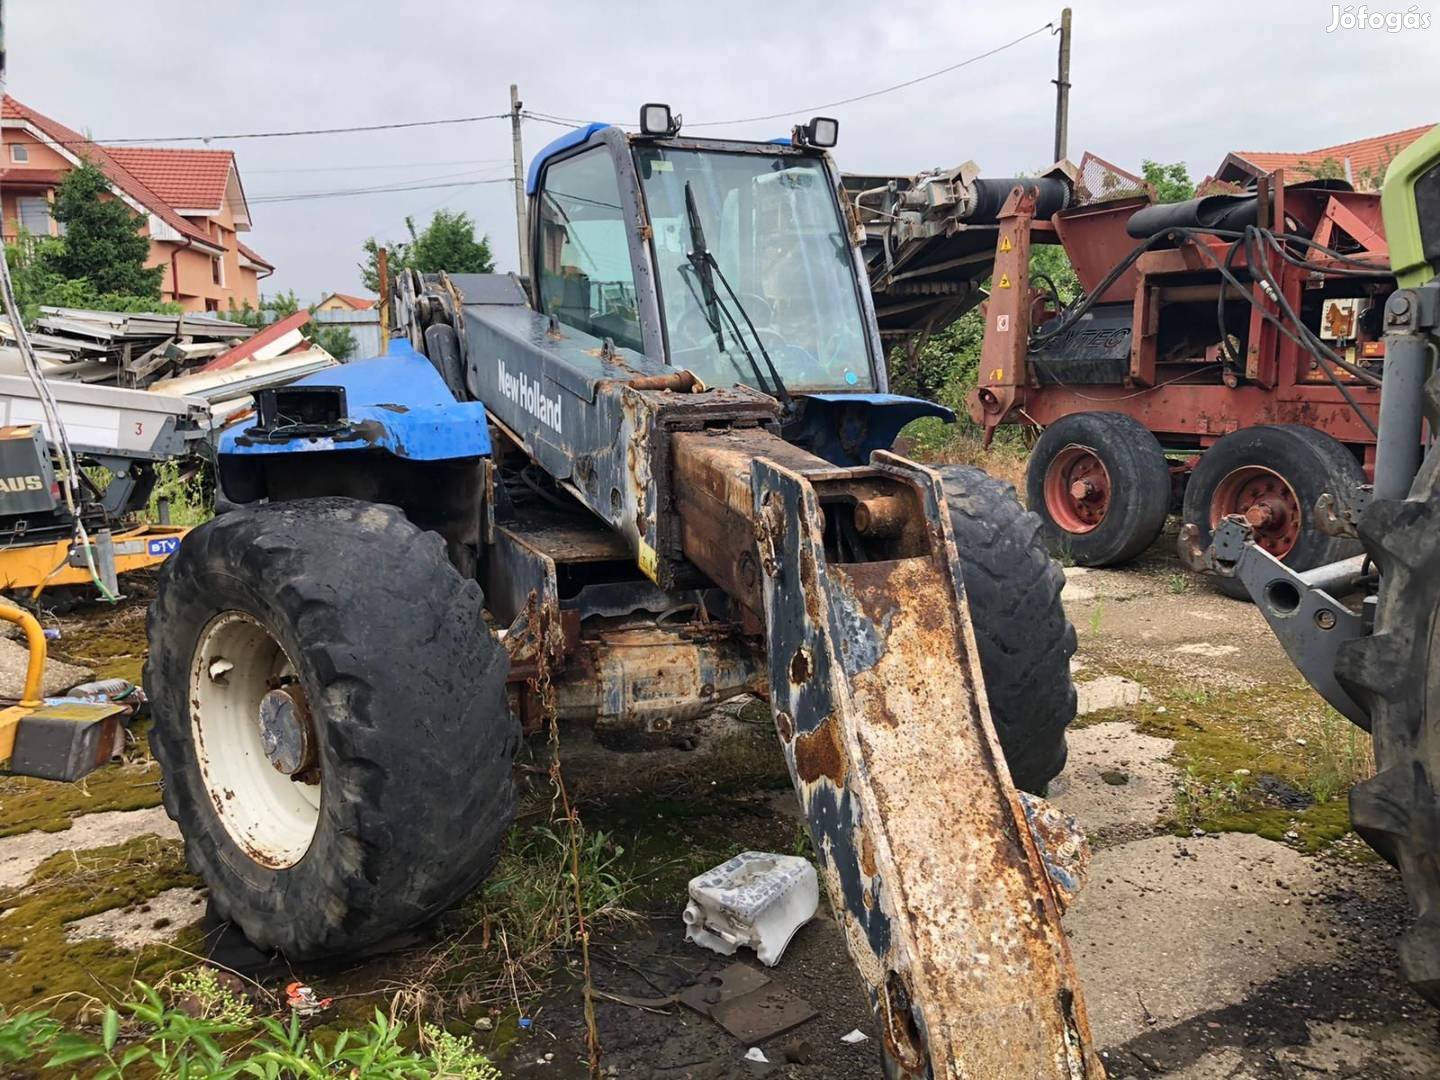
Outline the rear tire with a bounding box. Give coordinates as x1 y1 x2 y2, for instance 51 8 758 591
1183 425 1364 599
146 497 517 958
1339 452 1440 1005
1026 412 1171 567
938 465 1077 792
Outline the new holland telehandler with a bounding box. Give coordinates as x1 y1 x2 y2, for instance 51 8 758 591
145 107 1097 1077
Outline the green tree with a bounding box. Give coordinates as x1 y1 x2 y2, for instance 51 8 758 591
1141 160 1196 204
7 237 178 323
224 291 357 361
39 161 164 298
360 210 494 291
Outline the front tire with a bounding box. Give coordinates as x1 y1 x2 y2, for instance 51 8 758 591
939 465 1077 792
146 498 517 958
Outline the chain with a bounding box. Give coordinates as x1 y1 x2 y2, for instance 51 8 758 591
532 610 602 1078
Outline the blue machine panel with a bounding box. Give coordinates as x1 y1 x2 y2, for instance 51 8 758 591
790 393 955 467
219 342 492 461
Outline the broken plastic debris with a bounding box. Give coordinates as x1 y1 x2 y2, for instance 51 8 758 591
284 982 332 1015
841 1029 869 1044
518 1017 533 1030
683 851 818 967
743 1048 769 1063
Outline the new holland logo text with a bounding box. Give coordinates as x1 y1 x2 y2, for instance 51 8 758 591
0 475 44 493
497 359 563 433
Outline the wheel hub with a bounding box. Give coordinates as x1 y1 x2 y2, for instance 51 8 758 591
258 684 315 777
1044 445 1111 534
1211 466 1301 558
191 611 321 869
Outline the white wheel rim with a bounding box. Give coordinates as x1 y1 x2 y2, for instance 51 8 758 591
190 611 321 868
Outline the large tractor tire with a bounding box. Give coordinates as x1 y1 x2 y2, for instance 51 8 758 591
146 498 517 959
938 465 1077 792
1339 453 1440 1005
1026 412 1172 567
1183 424 1365 599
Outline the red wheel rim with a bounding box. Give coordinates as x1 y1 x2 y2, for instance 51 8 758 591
1210 465 1301 558
1043 445 1111 534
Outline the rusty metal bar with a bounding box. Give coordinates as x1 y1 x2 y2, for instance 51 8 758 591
750 450 1102 1078
969 186 1039 444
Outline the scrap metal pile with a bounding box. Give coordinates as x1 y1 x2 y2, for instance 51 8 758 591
0 306 338 426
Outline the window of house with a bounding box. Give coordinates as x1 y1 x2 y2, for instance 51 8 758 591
535 148 642 351
211 255 224 287
10 144 28 164
16 196 50 237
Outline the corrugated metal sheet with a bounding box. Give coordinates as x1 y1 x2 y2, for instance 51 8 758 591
312 308 383 358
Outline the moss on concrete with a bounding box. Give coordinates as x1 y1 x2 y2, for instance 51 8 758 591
1073 658 1375 855
0 834 202 1018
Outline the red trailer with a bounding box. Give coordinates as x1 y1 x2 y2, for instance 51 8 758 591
849 160 1394 588
958 170 1393 588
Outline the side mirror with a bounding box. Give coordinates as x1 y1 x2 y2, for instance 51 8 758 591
640 103 682 137
794 116 839 149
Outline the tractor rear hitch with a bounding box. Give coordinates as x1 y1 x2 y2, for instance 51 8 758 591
1180 518 1371 727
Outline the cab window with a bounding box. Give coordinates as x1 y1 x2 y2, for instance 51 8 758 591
536 149 642 351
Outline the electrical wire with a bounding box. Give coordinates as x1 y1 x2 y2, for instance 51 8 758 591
250 176 516 205
62 113 512 147
526 21 1053 131
247 157 511 174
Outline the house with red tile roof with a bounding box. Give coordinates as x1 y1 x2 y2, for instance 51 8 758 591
1212 124 1434 192
314 292 376 312
0 96 273 312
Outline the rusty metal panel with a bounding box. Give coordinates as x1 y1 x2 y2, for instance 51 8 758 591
751 450 1102 1078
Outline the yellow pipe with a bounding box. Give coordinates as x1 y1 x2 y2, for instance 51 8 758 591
0 602 45 707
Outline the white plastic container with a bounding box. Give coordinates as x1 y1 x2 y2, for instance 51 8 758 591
682 851 818 966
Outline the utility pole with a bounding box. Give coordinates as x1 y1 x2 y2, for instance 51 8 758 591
1053 7 1072 164
510 84 530 280
377 246 390 345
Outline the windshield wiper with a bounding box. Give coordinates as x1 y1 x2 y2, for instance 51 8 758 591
683 181 727 356
683 181 793 412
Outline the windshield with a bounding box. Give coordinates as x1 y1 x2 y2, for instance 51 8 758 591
635 146 874 392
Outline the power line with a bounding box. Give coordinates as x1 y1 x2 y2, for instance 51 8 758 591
247 157 512 174
55 113 512 147
525 22 1054 131
250 175 514 205
251 166 508 201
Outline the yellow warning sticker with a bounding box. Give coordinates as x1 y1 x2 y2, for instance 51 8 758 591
997 273 1012 289
637 538 659 583
999 236 1013 252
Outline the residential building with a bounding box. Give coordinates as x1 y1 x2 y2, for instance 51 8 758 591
315 292 376 312
0 96 273 312
1211 124 1434 192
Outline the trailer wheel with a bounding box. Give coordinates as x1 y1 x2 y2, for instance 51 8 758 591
1026 412 1171 566
938 465 1076 792
1182 425 1363 598
145 497 516 959
1337 456 1440 1004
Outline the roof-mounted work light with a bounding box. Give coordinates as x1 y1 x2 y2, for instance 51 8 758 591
639 103 682 137
793 116 839 148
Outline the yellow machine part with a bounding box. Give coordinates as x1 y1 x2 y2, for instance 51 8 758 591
0 524 188 598
0 601 128 779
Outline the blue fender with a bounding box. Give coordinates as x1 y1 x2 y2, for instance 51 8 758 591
219 341 492 461
788 393 955 467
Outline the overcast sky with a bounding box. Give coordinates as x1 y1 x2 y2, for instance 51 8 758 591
10 1 1435 301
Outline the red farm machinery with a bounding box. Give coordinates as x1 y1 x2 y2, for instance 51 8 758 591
849 156 1396 590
